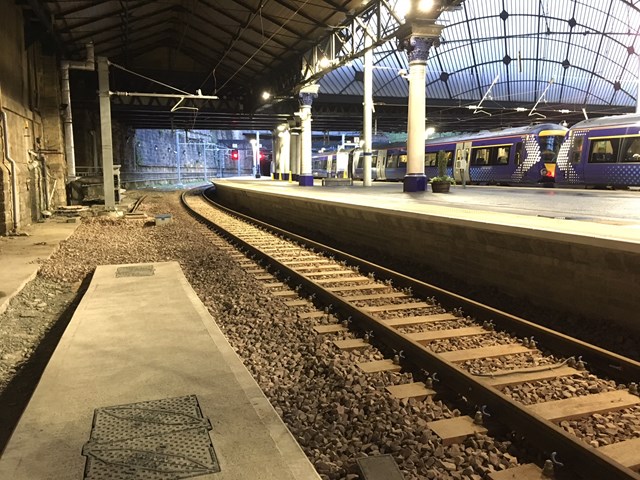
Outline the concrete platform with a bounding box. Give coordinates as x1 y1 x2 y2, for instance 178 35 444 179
0 218 79 315
211 178 640 331
0 261 320 480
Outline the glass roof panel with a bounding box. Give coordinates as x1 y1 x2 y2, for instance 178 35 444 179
319 0 640 113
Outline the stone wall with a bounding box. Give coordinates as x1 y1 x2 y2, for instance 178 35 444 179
213 182 640 333
0 3 66 234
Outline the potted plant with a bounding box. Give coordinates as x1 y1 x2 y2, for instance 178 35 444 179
430 150 455 193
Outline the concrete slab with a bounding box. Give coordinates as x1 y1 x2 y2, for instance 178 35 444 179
0 261 320 480
0 218 79 315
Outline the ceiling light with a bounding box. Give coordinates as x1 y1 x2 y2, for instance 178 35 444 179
418 0 435 13
319 57 332 69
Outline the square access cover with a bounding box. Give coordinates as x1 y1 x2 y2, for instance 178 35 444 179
82 394 220 479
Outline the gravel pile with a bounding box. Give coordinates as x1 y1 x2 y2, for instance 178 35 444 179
0 190 637 479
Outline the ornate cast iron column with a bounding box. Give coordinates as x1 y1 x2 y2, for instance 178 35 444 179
399 18 443 192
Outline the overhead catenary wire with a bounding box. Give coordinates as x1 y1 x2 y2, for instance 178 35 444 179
208 0 312 96
109 62 191 95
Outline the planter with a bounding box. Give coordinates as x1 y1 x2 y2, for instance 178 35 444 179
430 181 451 193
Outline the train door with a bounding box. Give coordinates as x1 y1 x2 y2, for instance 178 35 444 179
349 149 360 178
454 142 471 183
583 136 614 186
376 149 387 180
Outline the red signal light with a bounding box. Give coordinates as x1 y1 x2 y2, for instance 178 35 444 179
230 149 239 161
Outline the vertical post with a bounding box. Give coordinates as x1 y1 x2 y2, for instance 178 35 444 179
175 130 182 185
281 127 291 180
298 84 319 186
255 130 261 178
637 54 640 114
251 137 258 178
203 142 207 181
97 57 116 209
399 19 442 193
363 31 373 187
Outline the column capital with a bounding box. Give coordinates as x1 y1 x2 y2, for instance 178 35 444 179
299 83 320 106
398 19 444 64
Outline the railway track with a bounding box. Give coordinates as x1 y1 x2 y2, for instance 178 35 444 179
182 187 640 480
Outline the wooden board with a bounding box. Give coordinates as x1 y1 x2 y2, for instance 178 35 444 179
407 327 488 344
298 311 326 319
305 269 354 277
363 302 431 313
487 464 545 480
284 299 309 307
527 390 640 422
326 284 388 292
272 290 297 297
313 324 347 334
439 344 534 363
480 366 581 388
315 276 369 284
598 437 640 469
427 416 488 446
254 274 273 280
383 313 457 327
357 359 402 373
333 339 369 350
282 258 328 265
341 292 407 302
247 269 266 274
293 265 341 271
385 382 436 400
263 282 285 288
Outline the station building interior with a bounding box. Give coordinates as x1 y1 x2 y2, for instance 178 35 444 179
0 0 639 231
2 2 640 480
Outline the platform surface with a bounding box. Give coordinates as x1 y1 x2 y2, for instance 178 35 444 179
214 178 640 246
0 261 320 480
0 218 79 315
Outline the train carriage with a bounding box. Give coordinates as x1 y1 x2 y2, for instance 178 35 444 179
555 113 640 188
352 123 567 185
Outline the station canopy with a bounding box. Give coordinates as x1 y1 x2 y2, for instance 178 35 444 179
25 0 640 133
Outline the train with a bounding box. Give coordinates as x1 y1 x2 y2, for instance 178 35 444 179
311 123 568 186
555 113 640 188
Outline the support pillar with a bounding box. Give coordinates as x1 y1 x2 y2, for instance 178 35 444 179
280 127 291 180
363 31 373 187
97 57 116 209
290 128 300 180
297 84 319 187
399 19 443 192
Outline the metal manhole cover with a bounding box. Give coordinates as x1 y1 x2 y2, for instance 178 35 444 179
115 265 155 278
82 395 220 479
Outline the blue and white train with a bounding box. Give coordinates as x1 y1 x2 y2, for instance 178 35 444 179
350 123 568 185
555 113 640 188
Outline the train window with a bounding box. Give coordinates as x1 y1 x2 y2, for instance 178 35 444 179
538 135 564 163
495 146 510 165
571 136 583 164
621 137 640 163
514 142 523 165
424 152 437 166
589 139 620 163
472 148 490 165
386 155 398 168
446 151 454 166
398 154 408 165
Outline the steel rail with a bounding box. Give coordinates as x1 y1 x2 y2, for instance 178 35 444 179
182 187 640 480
